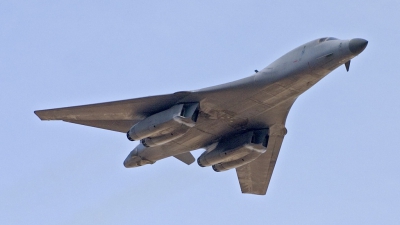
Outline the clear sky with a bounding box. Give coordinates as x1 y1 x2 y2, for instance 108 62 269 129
1 1 399 224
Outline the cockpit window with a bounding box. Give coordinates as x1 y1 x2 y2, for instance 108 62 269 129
318 37 338 43
318 38 327 43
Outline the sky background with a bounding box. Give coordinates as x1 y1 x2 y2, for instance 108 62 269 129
1 1 399 224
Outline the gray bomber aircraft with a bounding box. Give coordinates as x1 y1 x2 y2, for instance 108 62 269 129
35 37 368 195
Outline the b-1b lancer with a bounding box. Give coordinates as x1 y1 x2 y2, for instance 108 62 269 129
35 37 368 195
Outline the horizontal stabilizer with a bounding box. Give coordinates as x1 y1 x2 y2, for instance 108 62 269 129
173 152 195 165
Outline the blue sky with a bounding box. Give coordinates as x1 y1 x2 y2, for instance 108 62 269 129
1 1 400 224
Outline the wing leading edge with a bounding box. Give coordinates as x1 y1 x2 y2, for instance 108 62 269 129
34 91 191 133
35 88 292 195
236 125 287 195
233 97 295 195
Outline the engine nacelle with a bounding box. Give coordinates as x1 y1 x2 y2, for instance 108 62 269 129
123 143 153 168
197 129 269 168
127 103 199 141
140 126 189 147
212 151 262 172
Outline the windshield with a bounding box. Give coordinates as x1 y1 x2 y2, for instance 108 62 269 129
318 37 338 43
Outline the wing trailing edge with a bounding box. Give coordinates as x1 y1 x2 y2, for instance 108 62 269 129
34 91 191 133
235 129 285 195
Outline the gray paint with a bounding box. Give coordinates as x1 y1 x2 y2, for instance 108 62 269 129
35 37 368 195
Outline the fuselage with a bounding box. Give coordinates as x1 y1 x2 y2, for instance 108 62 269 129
192 37 365 132
34 36 367 186
199 37 359 96
126 37 367 165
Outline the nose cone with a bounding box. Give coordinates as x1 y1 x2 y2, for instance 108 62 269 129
349 38 368 55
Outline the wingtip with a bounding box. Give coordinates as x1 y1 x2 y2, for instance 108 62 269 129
241 189 267 195
34 110 44 120
34 109 54 120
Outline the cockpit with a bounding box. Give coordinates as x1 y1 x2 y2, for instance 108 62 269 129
318 37 339 43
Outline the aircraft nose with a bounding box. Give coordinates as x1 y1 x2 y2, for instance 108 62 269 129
349 38 368 54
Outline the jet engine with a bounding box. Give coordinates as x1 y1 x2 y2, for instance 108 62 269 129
212 151 262 172
127 103 199 141
140 126 189 147
197 129 269 170
123 143 153 168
